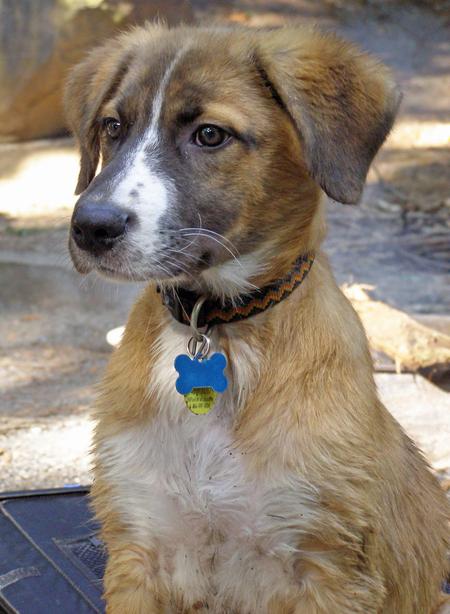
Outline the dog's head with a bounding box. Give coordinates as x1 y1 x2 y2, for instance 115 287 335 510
66 24 400 296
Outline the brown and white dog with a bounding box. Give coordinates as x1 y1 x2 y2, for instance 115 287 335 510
65 23 450 614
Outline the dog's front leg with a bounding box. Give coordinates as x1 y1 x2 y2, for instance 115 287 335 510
104 543 164 614
286 544 385 614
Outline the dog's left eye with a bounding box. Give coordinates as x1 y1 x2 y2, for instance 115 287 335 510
193 125 230 148
103 117 122 140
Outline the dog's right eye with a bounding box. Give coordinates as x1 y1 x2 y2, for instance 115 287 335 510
103 117 122 140
193 125 230 148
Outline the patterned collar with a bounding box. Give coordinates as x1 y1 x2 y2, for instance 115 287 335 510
159 253 315 329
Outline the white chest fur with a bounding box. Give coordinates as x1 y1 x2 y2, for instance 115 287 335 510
98 323 318 612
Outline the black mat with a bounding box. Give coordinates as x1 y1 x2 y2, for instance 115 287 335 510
0 487 448 613
0 487 105 614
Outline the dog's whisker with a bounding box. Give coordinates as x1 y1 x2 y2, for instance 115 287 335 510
168 236 200 254
165 246 198 261
178 227 240 257
162 254 195 279
172 286 191 323
152 255 186 280
179 232 242 267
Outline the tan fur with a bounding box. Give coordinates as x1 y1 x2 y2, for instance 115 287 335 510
66 23 449 614
92 257 448 613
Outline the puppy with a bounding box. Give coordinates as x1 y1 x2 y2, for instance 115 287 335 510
65 24 450 614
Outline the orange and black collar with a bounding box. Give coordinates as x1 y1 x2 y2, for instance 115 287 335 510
160 253 315 328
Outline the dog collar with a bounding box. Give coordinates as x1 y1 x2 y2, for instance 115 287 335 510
160 252 315 328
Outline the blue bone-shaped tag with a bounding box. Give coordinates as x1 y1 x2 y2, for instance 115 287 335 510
174 353 228 395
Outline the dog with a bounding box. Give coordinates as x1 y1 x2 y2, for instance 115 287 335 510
65 23 450 613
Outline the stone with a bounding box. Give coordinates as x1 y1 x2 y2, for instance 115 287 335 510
0 0 193 142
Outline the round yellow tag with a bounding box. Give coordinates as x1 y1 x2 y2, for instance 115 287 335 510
184 387 218 415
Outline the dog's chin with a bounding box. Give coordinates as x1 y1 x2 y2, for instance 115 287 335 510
91 261 184 283
70 248 201 285
68 238 223 287
96 264 143 282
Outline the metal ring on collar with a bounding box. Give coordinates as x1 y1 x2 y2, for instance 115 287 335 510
190 295 207 341
187 333 210 359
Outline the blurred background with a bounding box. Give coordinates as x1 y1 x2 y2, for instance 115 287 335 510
0 0 449 493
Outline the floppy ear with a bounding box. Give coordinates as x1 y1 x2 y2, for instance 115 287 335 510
64 40 132 194
256 28 401 204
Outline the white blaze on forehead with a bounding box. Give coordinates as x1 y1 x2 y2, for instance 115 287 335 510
112 47 188 252
145 47 187 148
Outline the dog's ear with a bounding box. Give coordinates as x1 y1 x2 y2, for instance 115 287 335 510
255 28 401 204
64 41 132 195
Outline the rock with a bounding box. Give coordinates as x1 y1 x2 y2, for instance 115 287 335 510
0 0 193 142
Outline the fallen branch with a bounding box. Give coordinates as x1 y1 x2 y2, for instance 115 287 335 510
343 285 450 375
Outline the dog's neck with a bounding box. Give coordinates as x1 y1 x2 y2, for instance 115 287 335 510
159 253 315 329
160 201 327 328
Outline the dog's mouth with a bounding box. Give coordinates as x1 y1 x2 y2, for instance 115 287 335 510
69 229 270 302
96 263 133 280
69 235 214 284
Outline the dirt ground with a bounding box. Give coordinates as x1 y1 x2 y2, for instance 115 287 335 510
0 0 449 491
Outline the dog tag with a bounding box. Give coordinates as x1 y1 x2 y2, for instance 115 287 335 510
184 388 218 415
174 353 228 414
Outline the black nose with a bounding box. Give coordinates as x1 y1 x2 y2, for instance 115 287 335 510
71 202 130 254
